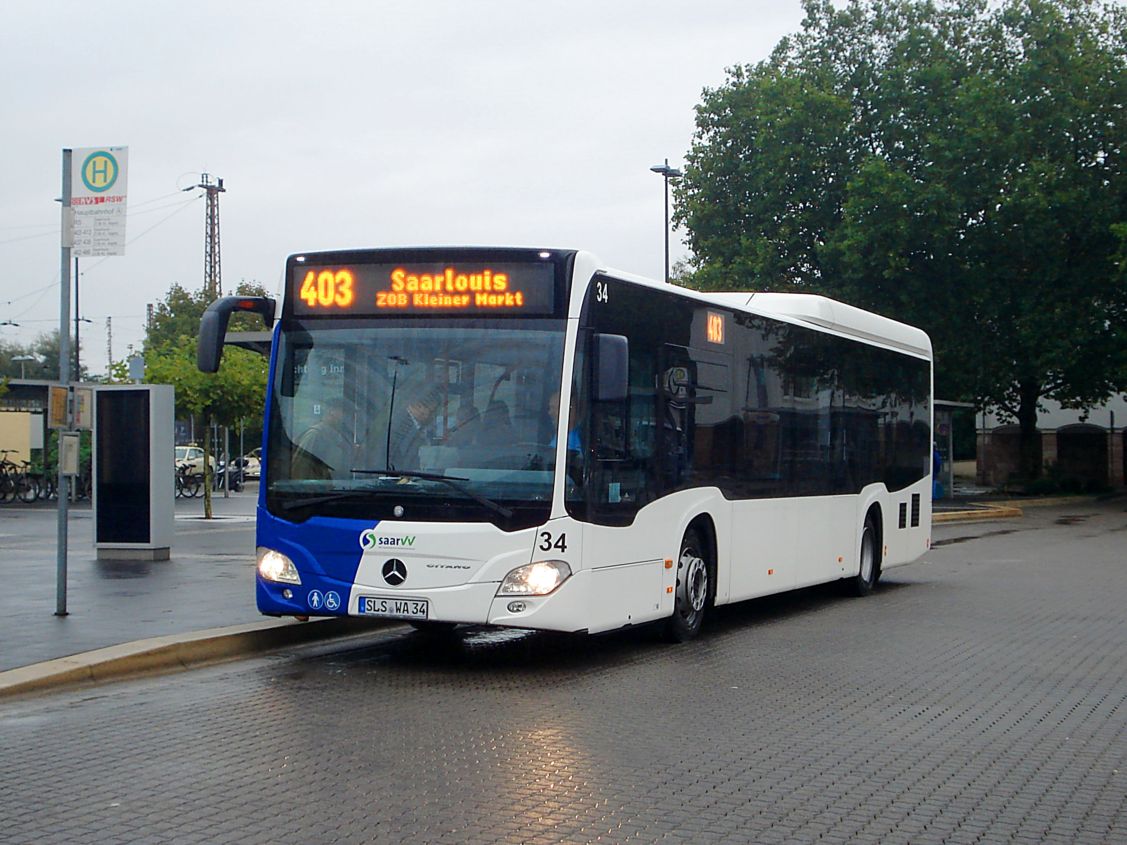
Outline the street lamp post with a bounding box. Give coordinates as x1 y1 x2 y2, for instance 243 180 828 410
13 355 36 379
650 158 682 283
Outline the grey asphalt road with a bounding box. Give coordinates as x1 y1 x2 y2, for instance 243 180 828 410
1 499 1125 844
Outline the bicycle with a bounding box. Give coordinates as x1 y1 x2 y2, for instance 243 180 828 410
0 450 39 504
35 469 56 500
176 463 204 498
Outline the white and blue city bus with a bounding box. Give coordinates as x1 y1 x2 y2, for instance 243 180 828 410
199 247 932 641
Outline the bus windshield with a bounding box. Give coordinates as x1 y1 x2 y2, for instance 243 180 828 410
265 320 567 529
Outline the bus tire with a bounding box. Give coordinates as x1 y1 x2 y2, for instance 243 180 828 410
844 515 879 597
664 527 710 642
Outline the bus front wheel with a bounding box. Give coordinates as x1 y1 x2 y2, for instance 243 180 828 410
664 528 710 642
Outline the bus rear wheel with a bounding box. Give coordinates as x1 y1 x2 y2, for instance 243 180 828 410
844 515 879 597
664 528 710 642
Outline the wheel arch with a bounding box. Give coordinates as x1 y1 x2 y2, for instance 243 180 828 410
684 512 719 606
864 501 884 577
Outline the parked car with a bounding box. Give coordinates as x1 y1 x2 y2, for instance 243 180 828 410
175 444 215 475
233 448 261 480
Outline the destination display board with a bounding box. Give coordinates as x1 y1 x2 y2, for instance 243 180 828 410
290 261 557 317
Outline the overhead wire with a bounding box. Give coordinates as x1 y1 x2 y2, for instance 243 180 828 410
1 192 203 323
0 188 201 245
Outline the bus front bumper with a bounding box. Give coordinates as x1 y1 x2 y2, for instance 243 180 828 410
257 569 591 633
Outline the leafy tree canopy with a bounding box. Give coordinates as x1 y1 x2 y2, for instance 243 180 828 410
142 280 271 423
146 281 272 353
678 0 1127 479
142 280 272 516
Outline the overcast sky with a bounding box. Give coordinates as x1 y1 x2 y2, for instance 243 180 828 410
2 0 807 376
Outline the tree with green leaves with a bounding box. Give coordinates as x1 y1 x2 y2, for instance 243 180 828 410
677 0 1127 482
144 280 272 517
146 282 271 351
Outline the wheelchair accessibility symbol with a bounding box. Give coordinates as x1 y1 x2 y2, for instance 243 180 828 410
324 591 341 611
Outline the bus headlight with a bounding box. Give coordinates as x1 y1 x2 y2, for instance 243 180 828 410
257 547 302 585
498 560 571 596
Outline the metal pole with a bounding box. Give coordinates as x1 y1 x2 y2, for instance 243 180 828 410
57 150 73 617
1110 410 1116 488
74 257 80 380
650 159 681 284
227 427 232 494
662 161 671 284
239 420 245 491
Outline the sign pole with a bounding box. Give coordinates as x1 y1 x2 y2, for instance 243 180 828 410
57 150 73 616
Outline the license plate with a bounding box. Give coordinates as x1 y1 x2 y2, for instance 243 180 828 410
358 596 429 620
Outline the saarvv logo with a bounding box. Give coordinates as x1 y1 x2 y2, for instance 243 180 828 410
359 529 416 551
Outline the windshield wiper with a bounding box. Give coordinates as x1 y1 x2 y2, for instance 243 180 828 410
278 489 381 512
352 467 514 519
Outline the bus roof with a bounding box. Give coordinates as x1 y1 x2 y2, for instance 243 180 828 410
711 292 932 359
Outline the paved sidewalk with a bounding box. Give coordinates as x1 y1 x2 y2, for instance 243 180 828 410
0 487 266 675
0 485 386 697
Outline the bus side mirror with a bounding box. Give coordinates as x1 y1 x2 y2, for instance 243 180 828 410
197 296 276 373
593 333 628 402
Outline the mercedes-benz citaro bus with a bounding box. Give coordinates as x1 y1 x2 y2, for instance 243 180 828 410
198 247 932 641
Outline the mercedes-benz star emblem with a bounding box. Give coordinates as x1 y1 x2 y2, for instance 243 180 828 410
382 558 407 586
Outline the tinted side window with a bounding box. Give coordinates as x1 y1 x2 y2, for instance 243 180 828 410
732 318 930 497
569 279 931 525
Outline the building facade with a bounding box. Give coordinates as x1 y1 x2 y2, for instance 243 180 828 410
977 396 1127 489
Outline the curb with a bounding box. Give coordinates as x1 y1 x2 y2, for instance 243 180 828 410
0 617 385 701
933 503 1023 523
933 493 1109 524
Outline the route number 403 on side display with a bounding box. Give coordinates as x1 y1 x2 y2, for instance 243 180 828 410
198 247 932 641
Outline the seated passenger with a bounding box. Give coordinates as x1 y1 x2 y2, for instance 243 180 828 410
547 390 581 451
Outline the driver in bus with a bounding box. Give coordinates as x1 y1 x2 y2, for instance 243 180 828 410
387 391 442 470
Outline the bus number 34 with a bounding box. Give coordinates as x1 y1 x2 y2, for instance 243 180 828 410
539 532 568 553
